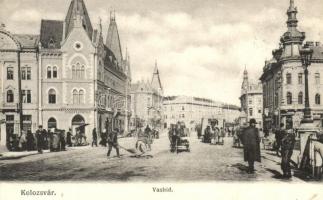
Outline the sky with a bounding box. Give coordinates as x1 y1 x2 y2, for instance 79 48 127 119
1 0 323 105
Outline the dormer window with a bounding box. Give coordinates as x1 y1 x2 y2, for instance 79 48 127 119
48 38 55 48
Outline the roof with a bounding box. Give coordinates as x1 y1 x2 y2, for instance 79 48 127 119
40 20 64 49
64 0 93 40
311 45 323 60
106 16 123 64
13 34 39 49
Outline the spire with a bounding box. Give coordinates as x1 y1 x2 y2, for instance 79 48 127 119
106 9 123 64
280 0 305 45
64 0 93 39
287 0 298 28
151 60 163 92
243 66 248 80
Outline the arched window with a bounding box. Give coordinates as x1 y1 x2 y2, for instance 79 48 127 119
53 66 57 78
48 117 57 129
76 63 81 79
72 65 76 79
298 92 303 104
80 65 85 79
48 89 56 104
315 73 320 84
47 66 52 79
7 90 14 103
315 94 321 105
286 73 292 84
73 89 78 104
79 90 84 104
287 92 292 105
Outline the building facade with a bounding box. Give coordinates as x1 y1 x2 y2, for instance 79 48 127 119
0 0 131 147
130 62 163 129
240 69 263 128
260 0 323 131
163 95 240 131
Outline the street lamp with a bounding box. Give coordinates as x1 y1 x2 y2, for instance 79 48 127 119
299 46 314 124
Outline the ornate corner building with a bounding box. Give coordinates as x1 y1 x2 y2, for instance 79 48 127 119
0 0 132 147
260 0 323 130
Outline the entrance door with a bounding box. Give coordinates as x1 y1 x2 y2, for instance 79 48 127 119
71 115 85 134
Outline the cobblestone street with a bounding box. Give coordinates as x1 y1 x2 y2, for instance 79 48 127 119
0 131 308 182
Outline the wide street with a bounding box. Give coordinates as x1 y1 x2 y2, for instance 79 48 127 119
0 131 308 182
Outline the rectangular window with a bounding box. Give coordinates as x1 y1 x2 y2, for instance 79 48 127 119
22 115 32 122
27 67 31 80
22 90 31 103
298 73 302 84
249 99 252 105
7 67 14 80
21 67 26 80
249 108 253 116
6 115 14 122
286 73 292 84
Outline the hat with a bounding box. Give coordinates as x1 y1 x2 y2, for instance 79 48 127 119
38 125 43 128
249 118 257 124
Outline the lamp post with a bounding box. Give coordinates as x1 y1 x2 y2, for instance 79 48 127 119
297 45 317 168
300 47 314 124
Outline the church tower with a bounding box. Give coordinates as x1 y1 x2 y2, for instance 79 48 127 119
241 67 248 95
151 60 163 93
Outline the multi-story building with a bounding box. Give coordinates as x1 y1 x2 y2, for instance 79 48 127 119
260 0 323 131
163 95 240 131
0 0 131 148
240 68 263 128
130 62 163 129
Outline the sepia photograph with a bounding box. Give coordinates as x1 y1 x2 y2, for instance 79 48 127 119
0 0 323 199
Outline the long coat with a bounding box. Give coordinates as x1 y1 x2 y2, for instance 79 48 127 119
241 126 261 162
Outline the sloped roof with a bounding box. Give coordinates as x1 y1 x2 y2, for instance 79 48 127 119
106 17 123 64
40 20 63 49
13 34 39 49
64 0 93 39
311 45 323 60
151 62 163 91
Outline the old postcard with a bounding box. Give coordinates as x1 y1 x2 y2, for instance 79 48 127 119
0 0 322 199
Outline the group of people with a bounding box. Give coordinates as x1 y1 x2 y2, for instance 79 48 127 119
240 119 296 178
168 123 188 152
202 126 225 145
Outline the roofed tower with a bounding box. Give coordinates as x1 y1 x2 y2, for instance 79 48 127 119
241 66 248 95
151 60 163 92
106 10 123 65
64 0 93 40
280 0 305 58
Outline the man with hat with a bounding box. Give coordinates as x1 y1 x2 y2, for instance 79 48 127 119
241 118 261 173
36 125 46 153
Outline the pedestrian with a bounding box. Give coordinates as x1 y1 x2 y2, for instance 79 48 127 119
107 128 120 157
36 125 46 153
66 128 73 147
18 130 27 151
26 130 35 151
92 128 98 147
100 129 107 147
204 125 211 143
281 129 296 178
275 123 285 156
241 119 261 174
59 130 66 151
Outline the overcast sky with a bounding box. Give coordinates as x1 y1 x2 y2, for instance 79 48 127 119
1 0 323 105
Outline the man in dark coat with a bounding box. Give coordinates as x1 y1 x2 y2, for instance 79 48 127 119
36 125 46 153
241 118 261 173
92 128 98 147
107 128 120 157
281 129 296 178
26 130 35 151
66 128 73 147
